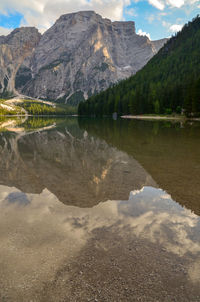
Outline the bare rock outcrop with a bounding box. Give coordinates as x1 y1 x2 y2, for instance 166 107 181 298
0 11 167 104
0 27 41 96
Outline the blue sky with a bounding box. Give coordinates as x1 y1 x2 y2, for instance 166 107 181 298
124 0 200 39
0 0 199 40
0 12 23 30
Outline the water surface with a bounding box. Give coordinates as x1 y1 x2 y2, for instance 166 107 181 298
0 117 200 301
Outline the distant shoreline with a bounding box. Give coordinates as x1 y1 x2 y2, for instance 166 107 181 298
121 115 184 121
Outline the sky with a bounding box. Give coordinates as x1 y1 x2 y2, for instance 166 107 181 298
0 0 199 40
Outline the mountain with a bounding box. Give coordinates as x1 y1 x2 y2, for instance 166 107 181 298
78 15 200 116
0 27 41 97
0 11 167 104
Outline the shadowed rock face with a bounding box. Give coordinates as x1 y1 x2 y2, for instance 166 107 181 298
0 28 41 96
0 121 156 207
0 11 167 103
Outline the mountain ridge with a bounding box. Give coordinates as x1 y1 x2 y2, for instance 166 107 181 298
0 11 167 104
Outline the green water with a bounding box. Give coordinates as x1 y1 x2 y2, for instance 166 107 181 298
0 117 200 301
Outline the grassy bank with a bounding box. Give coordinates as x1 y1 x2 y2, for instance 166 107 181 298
0 98 77 116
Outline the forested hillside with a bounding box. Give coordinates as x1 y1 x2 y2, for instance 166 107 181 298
79 15 200 117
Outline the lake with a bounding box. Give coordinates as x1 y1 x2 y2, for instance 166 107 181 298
0 116 200 301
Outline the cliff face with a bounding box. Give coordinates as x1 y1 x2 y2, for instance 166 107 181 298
0 27 41 96
1 11 167 103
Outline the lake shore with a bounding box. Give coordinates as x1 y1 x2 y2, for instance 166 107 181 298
121 115 184 121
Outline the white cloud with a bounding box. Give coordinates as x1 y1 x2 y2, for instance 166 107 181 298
125 7 137 16
0 26 13 35
0 0 199 34
162 20 171 28
148 0 165 10
162 19 183 33
169 24 183 32
147 14 155 23
146 11 168 24
167 0 185 8
145 0 200 10
0 0 131 33
137 28 151 40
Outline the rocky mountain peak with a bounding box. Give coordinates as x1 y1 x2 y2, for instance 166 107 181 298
55 11 136 35
3 27 40 45
0 11 167 103
56 10 110 24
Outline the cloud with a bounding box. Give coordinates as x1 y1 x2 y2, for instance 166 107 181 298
137 28 151 40
169 24 183 32
0 0 131 32
147 14 155 23
0 26 13 35
162 19 183 34
148 0 165 10
147 0 200 10
125 7 137 16
167 0 185 8
146 11 167 24
0 0 199 34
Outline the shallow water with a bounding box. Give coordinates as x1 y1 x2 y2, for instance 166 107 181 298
0 117 200 301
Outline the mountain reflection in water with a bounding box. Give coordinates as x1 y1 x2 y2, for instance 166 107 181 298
79 118 200 215
0 117 200 301
0 117 157 206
